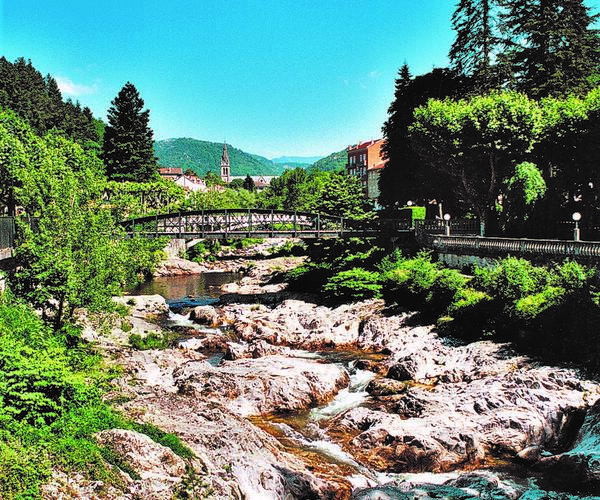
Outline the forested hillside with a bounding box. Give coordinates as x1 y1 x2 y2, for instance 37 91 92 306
0 57 103 149
155 138 285 176
310 149 347 172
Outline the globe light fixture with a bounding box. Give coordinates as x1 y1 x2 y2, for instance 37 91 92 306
443 213 451 236
572 212 582 241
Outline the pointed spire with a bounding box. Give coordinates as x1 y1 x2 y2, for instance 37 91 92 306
220 142 230 166
220 142 231 182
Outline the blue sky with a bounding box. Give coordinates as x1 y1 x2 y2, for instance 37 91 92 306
2 1 599 159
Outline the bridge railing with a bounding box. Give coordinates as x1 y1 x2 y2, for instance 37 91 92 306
120 209 376 238
423 234 600 260
415 218 483 236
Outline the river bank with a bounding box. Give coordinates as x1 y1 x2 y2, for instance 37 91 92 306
51 251 600 498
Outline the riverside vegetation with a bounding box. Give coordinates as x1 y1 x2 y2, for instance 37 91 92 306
287 238 600 368
0 109 194 498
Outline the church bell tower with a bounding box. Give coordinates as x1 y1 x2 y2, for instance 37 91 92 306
220 143 231 183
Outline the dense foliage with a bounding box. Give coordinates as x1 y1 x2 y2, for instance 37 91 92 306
0 111 164 327
0 109 177 496
103 82 158 182
0 57 102 151
257 168 374 218
381 0 600 234
287 244 600 366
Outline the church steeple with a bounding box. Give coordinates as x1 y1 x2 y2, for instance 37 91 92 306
220 143 231 183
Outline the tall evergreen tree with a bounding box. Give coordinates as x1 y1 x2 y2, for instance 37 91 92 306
102 82 158 182
449 0 503 91
379 66 464 212
501 0 600 98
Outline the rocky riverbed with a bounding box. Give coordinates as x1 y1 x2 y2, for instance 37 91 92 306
50 251 600 499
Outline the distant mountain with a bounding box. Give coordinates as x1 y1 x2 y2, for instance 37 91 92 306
155 138 347 177
154 138 286 177
271 155 323 165
310 149 348 172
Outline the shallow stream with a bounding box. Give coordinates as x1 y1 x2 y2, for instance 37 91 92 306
132 273 599 497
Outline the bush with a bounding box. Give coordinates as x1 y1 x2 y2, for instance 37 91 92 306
128 331 176 350
285 262 333 292
323 268 382 301
445 287 496 338
514 286 566 321
425 268 469 316
472 257 548 302
381 251 440 307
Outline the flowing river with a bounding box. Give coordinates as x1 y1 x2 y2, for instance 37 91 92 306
128 272 600 498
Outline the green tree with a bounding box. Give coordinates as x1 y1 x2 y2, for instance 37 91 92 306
379 67 465 212
499 161 547 235
204 170 226 187
243 174 256 192
409 91 545 233
258 167 309 210
0 111 161 327
309 171 374 219
449 0 504 92
500 0 600 98
102 82 158 182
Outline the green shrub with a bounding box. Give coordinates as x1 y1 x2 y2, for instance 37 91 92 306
445 287 497 338
472 257 548 302
323 268 382 301
0 438 50 499
514 286 566 321
128 331 176 350
377 248 404 273
285 262 333 292
131 422 195 459
381 251 440 307
425 268 468 316
551 259 595 292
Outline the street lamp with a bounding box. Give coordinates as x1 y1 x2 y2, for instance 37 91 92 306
572 212 582 241
444 213 451 236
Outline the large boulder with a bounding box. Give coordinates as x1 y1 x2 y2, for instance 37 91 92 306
328 364 596 473
94 429 186 498
174 354 350 416
538 396 600 486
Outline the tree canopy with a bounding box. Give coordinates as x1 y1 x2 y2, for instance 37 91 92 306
102 82 158 182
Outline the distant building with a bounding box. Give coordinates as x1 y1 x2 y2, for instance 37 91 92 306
346 139 385 201
219 143 274 190
158 167 183 180
158 167 207 192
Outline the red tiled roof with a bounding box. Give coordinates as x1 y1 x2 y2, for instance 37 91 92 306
158 167 183 175
347 138 383 152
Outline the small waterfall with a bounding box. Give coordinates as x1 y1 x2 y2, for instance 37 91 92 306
272 422 377 480
310 361 375 421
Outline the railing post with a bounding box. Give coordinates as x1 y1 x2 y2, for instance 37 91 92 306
201 209 205 238
293 211 297 236
155 214 158 238
271 209 274 238
132 217 136 238
178 211 182 238
248 209 252 237
317 213 321 236
340 217 344 236
225 209 229 238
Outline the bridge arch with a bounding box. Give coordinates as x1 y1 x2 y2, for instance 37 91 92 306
120 209 378 239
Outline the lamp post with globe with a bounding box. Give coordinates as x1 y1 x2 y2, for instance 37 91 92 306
572 212 582 241
444 213 451 236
